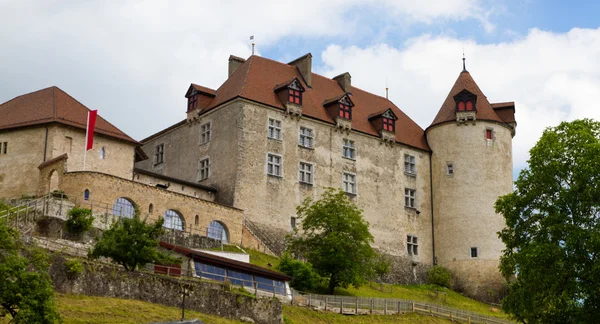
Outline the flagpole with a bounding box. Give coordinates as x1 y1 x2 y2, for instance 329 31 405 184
84 111 89 171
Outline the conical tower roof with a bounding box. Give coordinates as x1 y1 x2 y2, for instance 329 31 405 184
428 70 504 129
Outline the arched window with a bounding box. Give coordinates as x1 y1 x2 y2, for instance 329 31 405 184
458 101 465 111
84 189 90 201
207 221 229 243
466 101 474 111
112 197 136 218
100 147 106 160
163 210 184 231
194 215 199 226
149 203 154 214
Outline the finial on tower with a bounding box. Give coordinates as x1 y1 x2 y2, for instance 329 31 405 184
462 51 467 72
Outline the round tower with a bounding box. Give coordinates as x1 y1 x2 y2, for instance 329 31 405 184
426 65 516 301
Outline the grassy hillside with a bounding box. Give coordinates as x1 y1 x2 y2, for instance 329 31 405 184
283 305 453 324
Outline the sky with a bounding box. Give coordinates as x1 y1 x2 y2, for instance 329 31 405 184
2 0 600 178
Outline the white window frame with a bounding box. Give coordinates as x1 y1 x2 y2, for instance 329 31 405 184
200 122 211 145
446 162 454 176
342 139 356 160
405 188 416 208
404 154 416 175
290 216 297 231
299 127 314 149
198 158 210 181
298 161 314 185
342 172 357 195
407 235 419 256
266 153 282 177
268 118 282 140
155 143 165 165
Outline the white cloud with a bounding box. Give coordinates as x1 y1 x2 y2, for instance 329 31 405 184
317 27 600 171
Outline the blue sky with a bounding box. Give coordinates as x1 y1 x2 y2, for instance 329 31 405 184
1 0 599 178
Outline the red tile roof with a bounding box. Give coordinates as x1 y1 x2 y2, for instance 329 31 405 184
0 86 137 144
428 71 507 129
191 84 217 97
194 55 430 151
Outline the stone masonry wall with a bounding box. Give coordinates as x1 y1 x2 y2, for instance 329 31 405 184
49 255 283 324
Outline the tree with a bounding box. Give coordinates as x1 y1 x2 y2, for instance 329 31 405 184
495 119 600 323
89 216 180 271
65 207 94 234
287 188 376 294
0 220 61 323
276 253 322 291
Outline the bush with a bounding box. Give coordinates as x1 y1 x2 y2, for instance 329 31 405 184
276 253 322 292
65 259 84 279
427 265 453 288
65 207 94 234
51 190 68 199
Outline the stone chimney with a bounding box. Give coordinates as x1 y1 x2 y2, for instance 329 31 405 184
228 55 246 78
333 72 352 93
288 53 312 87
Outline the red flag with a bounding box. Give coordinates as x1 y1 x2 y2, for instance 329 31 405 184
85 110 98 151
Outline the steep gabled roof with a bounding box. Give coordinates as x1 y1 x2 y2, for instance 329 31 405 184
194 55 429 151
0 86 137 144
428 71 505 129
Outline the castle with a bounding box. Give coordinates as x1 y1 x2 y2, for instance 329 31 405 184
0 53 515 300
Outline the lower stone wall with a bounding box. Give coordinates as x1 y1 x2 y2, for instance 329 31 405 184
444 260 508 303
380 254 430 285
49 255 283 324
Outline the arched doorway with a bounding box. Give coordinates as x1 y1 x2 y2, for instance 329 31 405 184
48 169 59 193
112 197 136 218
207 220 229 243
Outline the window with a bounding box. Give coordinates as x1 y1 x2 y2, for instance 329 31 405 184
112 197 136 218
198 158 210 181
267 153 282 177
194 215 199 226
100 147 106 160
298 162 313 184
457 100 474 111
342 139 355 159
200 122 211 144
84 189 90 201
404 154 416 175
290 217 297 230
188 95 197 111
155 144 164 164
446 163 454 175
407 235 418 256
299 127 313 148
288 89 301 105
163 210 184 231
471 247 479 258
383 117 394 132
405 188 416 208
339 103 351 120
342 172 357 194
0 142 7 154
149 203 153 214
486 129 493 140
207 221 229 243
268 118 282 140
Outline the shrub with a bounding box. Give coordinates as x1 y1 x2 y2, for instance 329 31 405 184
427 265 453 288
65 259 84 279
51 190 68 199
65 207 94 234
276 253 322 292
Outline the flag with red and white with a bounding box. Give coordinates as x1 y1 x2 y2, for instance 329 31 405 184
85 110 98 151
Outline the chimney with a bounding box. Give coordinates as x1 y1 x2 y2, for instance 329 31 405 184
333 72 352 93
228 55 246 78
288 53 312 87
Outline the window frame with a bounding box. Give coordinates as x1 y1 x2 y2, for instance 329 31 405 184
155 143 165 165
404 188 416 208
404 154 416 175
342 139 356 160
290 216 297 231
100 147 106 160
288 88 302 105
446 162 454 176
338 103 351 120
188 95 198 111
470 247 479 258
407 235 419 256
198 158 210 181
266 153 283 177
200 122 212 145
268 118 282 140
342 172 357 195
383 117 395 132
298 161 314 185
298 127 314 149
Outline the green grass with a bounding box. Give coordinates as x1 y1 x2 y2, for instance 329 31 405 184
53 294 244 324
283 305 453 324
248 248 281 269
208 244 246 253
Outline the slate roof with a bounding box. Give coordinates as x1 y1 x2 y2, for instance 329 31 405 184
0 86 137 144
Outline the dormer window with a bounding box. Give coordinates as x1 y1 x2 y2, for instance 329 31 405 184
289 89 301 105
457 100 474 111
454 89 477 112
188 95 198 111
383 117 394 132
339 103 351 119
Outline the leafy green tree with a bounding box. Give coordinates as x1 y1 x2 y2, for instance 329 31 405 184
496 119 600 323
276 252 322 291
0 220 61 323
65 207 94 234
287 188 376 294
427 265 453 288
89 216 180 271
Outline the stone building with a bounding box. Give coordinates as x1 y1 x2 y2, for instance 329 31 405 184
136 53 516 299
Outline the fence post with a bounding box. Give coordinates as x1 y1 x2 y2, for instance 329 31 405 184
384 299 387 315
412 302 415 312
397 301 400 314
370 299 373 314
290 290 294 306
355 297 358 315
468 314 471 324
308 294 312 307
325 296 328 311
